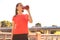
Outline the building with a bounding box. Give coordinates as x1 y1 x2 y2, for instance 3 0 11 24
29 26 60 34
0 26 60 34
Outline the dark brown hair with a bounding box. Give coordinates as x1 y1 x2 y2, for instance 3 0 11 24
15 3 23 16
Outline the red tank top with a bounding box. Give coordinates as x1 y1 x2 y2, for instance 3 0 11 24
12 14 28 34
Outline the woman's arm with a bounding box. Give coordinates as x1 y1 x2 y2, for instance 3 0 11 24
11 21 15 40
27 9 33 23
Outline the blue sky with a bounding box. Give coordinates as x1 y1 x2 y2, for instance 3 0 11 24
0 0 60 27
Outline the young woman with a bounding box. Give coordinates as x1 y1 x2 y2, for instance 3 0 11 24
11 3 33 40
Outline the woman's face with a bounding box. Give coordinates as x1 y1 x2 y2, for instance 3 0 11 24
17 3 23 12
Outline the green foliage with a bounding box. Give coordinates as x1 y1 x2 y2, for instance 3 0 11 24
35 23 41 27
51 30 56 34
1 20 12 27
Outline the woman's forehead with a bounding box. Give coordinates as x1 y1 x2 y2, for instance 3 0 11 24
18 3 23 6
19 3 23 5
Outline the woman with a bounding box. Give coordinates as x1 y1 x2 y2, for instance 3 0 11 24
12 3 33 40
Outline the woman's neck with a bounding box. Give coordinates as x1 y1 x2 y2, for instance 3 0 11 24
17 11 23 15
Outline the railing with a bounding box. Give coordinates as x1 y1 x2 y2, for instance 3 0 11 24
0 32 11 40
41 34 60 40
0 32 60 40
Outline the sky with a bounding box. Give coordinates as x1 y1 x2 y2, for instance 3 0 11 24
0 0 60 28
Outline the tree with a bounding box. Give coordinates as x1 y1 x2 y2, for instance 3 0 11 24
51 25 57 34
51 30 56 34
1 20 12 27
1 20 7 27
6 21 12 27
35 23 41 27
0 22 1 27
52 25 57 27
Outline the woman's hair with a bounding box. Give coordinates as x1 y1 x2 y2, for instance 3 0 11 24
15 3 23 16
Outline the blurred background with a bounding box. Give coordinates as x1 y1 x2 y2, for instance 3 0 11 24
0 0 60 28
